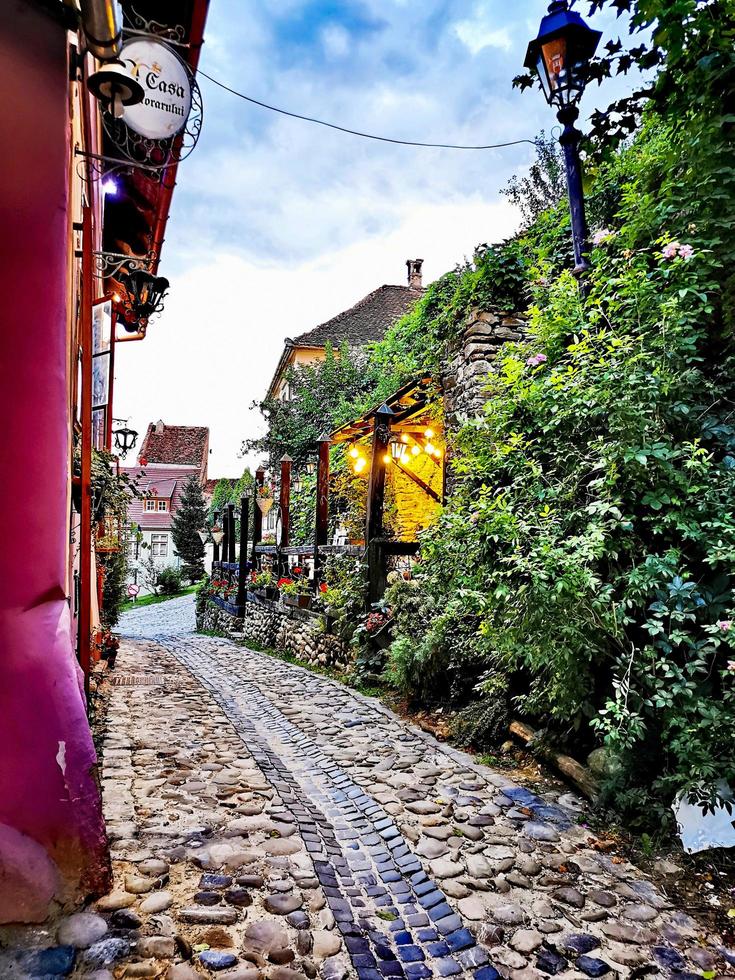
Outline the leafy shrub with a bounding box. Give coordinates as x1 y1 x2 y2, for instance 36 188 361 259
157 567 183 596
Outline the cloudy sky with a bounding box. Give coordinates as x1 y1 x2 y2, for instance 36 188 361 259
114 0 633 477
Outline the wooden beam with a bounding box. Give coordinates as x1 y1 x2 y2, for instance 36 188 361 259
236 496 249 607
279 454 291 549
365 404 393 545
393 460 441 503
227 502 236 563
212 509 221 563
251 466 265 566
313 434 330 583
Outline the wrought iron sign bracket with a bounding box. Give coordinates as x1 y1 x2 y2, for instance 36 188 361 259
93 250 155 279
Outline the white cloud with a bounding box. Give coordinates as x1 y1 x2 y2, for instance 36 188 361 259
321 24 351 59
114 0 629 475
113 196 519 475
453 20 513 55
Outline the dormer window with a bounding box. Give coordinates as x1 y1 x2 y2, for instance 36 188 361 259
144 498 168 512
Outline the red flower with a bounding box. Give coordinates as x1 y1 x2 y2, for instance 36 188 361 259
293 566 303 575
319 582 328 593
277 578 293 588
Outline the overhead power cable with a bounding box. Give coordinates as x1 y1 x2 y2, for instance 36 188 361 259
197 69 537 151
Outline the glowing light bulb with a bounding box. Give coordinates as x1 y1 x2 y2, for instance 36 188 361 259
102 177 118 196
425 428 435 439
433 447 442 458
383 453 392 464
354 457 367 474
425 442 435 455
411 445 420 456
400 434 409 444
349 446 359 459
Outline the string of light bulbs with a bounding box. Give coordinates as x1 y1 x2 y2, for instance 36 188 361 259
197 69 537 151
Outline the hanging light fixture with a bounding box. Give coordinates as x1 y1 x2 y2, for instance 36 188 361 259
210 525 225 546
112 422 138 457
293 473 303 493
198 529 210 545
306 460 316 475
354 457 367 474
121 269 170 329
87 59 145 118
390 439 406 462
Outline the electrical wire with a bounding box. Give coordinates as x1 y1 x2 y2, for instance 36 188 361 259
197 69 537 151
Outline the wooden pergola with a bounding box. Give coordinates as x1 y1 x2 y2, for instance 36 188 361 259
331 375 444 600
214 375 444 607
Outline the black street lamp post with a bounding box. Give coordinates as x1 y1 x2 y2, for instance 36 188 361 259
525 0 601 281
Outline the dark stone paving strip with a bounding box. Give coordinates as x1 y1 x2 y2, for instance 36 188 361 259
171 637 500 980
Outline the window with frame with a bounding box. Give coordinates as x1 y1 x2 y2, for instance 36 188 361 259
144 497 168 512
151 533 168 557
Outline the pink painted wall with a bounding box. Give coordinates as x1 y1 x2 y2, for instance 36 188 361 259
0 1 110 921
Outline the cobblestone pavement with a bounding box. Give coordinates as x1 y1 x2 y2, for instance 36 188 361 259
4 596 731 979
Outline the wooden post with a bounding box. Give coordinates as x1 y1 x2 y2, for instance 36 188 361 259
237 496 249 608
365 404 393 606
252 465 265 566
365 404 393 544
79 205 93 694
279 454 291 549
313 434 330 586
227 502 236 564
212 509 221 564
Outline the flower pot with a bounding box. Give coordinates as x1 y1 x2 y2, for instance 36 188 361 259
265 586 279 600
297 594 312 609
256 497 274 515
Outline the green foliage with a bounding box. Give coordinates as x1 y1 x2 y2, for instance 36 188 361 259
157 566 183 595
99 549 127 629
246 343 370 467
83 447 137 627
383 0 735 822
171 475 207 582
386 98 735 820
502 132 566 228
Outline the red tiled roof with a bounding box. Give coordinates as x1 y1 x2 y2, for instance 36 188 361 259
121 465 202 530
138 423 209 470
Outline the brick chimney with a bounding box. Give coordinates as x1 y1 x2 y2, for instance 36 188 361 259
155 419 165 434
406 258 423 289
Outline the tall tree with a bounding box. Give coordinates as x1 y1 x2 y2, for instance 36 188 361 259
171 475 207 582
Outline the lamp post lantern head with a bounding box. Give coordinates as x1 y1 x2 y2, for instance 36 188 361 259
524 0 601 108
198 529 210 545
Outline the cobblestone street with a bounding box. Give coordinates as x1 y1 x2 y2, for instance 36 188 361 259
5 595 731 979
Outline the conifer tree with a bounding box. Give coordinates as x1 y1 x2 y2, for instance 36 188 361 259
171 474 207 582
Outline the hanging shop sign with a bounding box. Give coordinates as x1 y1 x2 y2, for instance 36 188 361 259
120 37 193 140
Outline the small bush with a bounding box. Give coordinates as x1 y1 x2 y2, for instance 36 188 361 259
157 567 183 595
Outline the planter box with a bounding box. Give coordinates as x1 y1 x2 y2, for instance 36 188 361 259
284 595 312 610
211 596 243 616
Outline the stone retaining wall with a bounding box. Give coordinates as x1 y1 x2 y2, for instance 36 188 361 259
442 308 527 425
197 598 352 670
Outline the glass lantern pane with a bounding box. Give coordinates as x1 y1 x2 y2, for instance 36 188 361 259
541 36 568 96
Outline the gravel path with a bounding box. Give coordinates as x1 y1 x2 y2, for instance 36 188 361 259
4 596 729 978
